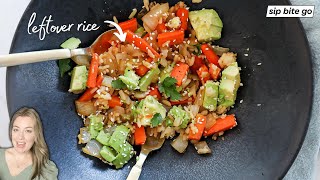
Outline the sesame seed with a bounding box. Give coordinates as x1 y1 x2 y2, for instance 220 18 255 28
244 53 249 56
257 63 262 66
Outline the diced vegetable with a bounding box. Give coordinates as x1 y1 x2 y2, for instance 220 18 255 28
188 114 206 140
96 130 111 146
78 87 98 102
139 67 160 91
134 124 147 145
60 37 81 49
125 30 160 58
176 8 189 31
108 96 122 108
218 52 237 69
171 133 188 153
112 142 133 169
203 114 237 136
100 146 117 162
203 81 219 111
69 65 88 94
108 125 130 153
170 62 189 86
87 53 100 88
147 86 161 100
208 63 221 80
75 100 97 116
156 23 167 33
135 57 153 76
78 127 91 144
193 141 211 154
133 95 167 127
82 139 103 158
157 30 185 46
119 67 140 90
196 65 211 85
201 44 219 66
168 106 191 128
142 3 169 32
190 56 205 72
88 115 104 139
118 18 138 32
96 74 104 87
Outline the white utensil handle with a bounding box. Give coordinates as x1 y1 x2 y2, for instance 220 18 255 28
126 153 148 180
0 49 72 67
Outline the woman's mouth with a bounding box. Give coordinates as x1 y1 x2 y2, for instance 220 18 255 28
16 142 26 148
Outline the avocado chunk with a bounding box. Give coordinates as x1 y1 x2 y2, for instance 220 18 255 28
88 115 104 139
119 67 140 90
69 66 88 94
112 142 134 169
96 130 111 146
218 79 236 107
133 95 167 126
218 62 241 109
189 9 223 42
222 62 241 89
108 125 130 153
139 67 160 91
203 81 219 111
60 37 81 49
168 106 191 128
100 146 117 163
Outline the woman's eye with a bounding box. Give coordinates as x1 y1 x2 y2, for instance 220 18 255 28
26 130 33 133
12 129 18 132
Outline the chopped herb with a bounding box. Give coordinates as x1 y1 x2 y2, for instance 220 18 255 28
58 59 72 77
159 77 181 101
111 79 126 89
150 113 163 127
192 44 202 56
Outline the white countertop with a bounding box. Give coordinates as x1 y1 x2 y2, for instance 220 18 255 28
0 0 30 147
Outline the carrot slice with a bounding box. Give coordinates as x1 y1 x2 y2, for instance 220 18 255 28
188 114 207 140
108 96 122 108
196 65 211 85
203 114 237 136
148 86 162 100
170 62 189 86
134 124 147 145
176 8 189 31
125 30 160 58
170 97 194 105
156 23 167 33
208 63 221 81
96 74 104 87
78 87 98 102
118 18 138 32
157 30 184 46
201 44 219 66
135 57 153 77
190 56 205 73
87 53 99 88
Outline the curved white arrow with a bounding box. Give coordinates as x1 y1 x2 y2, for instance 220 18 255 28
104 20 127 42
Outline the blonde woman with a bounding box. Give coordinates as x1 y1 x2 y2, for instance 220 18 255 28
0 107 58 180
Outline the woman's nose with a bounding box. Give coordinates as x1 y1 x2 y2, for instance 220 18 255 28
18 131 25 140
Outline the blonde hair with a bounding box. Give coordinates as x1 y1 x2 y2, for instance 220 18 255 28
9 107 50 179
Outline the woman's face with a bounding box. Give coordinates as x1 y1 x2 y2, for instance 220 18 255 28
11 116 36 153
